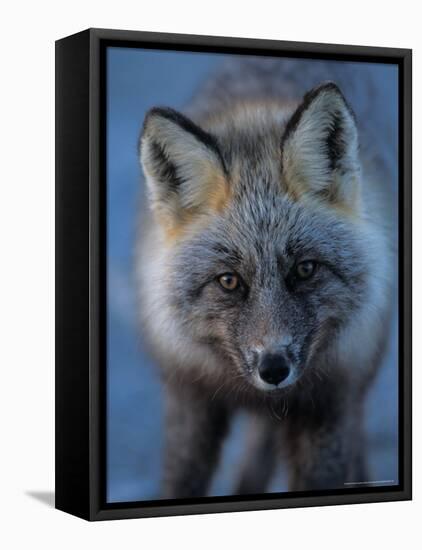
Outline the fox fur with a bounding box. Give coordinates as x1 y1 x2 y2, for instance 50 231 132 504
136 58 396 497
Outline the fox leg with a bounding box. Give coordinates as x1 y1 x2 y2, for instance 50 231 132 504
162 383 229 499
285 410 366 491
234 414 278 495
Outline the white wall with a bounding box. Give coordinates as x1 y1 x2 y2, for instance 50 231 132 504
0 1 418 548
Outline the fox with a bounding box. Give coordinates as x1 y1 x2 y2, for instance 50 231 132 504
135 58 396 498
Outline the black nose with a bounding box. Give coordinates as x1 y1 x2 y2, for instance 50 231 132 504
258 353 291 386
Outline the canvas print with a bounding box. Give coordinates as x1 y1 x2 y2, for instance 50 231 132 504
106 48 398 503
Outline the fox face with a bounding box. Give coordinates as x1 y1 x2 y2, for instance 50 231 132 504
139 83 379 395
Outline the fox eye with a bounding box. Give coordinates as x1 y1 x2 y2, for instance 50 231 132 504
218 273 239 291
295 260 317 280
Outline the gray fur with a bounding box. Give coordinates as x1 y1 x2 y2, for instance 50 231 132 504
136 60 395 497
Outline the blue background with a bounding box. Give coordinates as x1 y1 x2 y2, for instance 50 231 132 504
106 47 398 503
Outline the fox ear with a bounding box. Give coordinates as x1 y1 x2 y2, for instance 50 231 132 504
140 107 229 229
281 83 361 209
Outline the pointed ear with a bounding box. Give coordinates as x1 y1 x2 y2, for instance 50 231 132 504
140 107 229 230
281 83 361 210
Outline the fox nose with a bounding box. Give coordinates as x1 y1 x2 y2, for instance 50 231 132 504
258 352 291 386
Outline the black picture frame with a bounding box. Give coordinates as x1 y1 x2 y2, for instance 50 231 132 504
55 28 412 521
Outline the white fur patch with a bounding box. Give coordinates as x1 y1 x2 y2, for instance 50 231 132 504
135 224 224 381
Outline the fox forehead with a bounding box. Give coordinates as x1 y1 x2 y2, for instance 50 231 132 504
201 100 291 163
199 102 291 204
171 192 367 290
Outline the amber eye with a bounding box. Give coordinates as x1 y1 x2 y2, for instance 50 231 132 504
218 273 239 291
296 260 317 280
